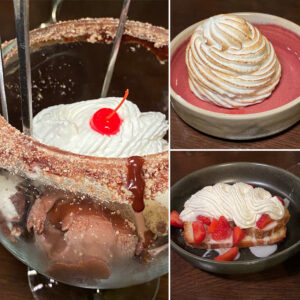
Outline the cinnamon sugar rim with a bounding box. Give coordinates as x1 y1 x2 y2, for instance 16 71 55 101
2 17 168 64
171 12 300 119
0 115 168 206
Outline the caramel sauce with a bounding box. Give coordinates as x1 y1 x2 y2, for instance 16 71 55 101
127 156 145 212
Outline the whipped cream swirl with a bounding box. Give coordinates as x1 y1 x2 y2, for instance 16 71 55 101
180 182 285 229
185 14 281 108
33 97 168 158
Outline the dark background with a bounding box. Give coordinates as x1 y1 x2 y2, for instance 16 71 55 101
171 151 300 300
171 0 300 149
1 0 168 43
0 1 168 299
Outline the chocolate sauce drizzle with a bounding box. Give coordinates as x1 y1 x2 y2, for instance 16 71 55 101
127 156 145 212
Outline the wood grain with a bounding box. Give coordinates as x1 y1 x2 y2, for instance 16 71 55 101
171 250 300 300
171 151 300 300
170 0 300 149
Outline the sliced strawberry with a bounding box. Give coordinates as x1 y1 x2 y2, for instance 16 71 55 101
196 215 211 225
256 214 274 229
233 226 246 245
248 183 255 188
214 247 239 261
276 196 285 206
212 216 232 241
170 210 183 228
207 218 218 234
192 220 206 243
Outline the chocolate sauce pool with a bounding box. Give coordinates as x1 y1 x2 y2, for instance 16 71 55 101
48 196 132 233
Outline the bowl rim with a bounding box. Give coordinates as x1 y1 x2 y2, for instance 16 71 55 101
1 17 169 162
171 161 300 267
170 12 300 120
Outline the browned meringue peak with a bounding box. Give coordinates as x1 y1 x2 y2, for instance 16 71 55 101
185 14 281 108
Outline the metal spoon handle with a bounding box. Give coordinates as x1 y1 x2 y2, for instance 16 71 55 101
51 0 63 23
13 0 33 136
0 36 9 122
101 0 131 98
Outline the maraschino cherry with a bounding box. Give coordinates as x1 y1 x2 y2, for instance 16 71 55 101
90 89 129 136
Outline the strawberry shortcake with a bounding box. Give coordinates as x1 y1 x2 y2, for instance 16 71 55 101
171 182 290 261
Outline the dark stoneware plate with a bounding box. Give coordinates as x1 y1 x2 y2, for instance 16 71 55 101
171 162 300 274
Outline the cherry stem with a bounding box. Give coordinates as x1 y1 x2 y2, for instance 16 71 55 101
106 89 129 120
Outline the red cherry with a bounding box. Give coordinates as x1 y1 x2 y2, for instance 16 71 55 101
90 108 122 136
90 89 129 136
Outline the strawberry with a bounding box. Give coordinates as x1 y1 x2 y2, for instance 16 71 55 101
196 215 211 225
212 216 232 241
170 210 183 228
256 214 274 229
192 220 206 243
233 226 246 245
248 184 255 188
276 196 285 207
214 247 239 261
207 218 218 234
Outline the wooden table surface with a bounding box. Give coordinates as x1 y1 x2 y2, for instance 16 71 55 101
171 151 300 300
170 0 300 149
0 1 168 299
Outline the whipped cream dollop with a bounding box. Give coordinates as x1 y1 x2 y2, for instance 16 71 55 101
33 97 168 158
185 14 281 108
180 182 285 229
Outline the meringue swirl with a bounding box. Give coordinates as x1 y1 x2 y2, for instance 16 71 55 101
180 182 285 229
185 14 281 108
33 97 168 158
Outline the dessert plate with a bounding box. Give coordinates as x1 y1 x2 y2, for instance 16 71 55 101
171 13 300 140
171 162 300 274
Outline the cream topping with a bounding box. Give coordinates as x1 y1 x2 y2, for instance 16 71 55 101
185 14 281 108
0 174 21 221
33 97 168 158
180 182 285 229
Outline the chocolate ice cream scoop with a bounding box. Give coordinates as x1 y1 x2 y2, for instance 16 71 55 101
27 190 138 281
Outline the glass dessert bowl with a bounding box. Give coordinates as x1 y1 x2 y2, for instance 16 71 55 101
171 13 300 140
0 18 168 289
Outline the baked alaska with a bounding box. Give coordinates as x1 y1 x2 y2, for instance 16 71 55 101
185 14 281 108
171 182 290 261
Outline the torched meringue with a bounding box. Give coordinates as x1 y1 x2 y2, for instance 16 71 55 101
185 14 282 108
180 182 285 229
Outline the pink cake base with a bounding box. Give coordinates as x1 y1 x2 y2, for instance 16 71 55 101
171 24 300 115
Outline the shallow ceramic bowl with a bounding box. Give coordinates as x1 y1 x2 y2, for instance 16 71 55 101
171 162 300 274
170 13 300 140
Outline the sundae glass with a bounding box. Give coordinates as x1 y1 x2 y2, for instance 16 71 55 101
0 17 168 298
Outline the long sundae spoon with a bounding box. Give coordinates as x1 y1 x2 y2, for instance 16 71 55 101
13 0 33 136
40 0 63 28
101 0 131 98
0 36 9 121
4 0 63 57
